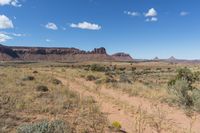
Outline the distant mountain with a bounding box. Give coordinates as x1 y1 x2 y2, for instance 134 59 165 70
168 56 177 61
153 57 159 60
0 44 134 62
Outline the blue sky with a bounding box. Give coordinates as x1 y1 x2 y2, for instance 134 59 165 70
0 0 200 59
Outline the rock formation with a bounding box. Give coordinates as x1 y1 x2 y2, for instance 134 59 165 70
0 44 133 62
112 52 133 62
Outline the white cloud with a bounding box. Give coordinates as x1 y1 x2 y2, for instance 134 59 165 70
45 22 58 30
0 31 26 37
151 17 158 22
0 33 12 42
70 21 101 30
12 33 26 37
180 11 189 16
0 0 21 7
146 17 158 22
145 8 157 17
0 15 14 29
124 11 140 16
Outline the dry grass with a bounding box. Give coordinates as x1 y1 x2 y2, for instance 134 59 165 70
0 65 107 133
1 61 200 133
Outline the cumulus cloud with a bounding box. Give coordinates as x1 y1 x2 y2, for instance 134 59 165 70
70 21 101 30
0 15 14 29
124 11 140 16
45 22 58 30
0 0 22 7
180 11 189 16
145 8 157 17
0 33 12 42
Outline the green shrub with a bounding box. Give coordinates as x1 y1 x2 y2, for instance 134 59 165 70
33 71 38 74
104 76 117 83
86 75 97 81
52 78 62 85
95 79 103 84
169 79 194 107
111 121 122 130
22 76 35 81
168 68 197 87
90 64 105 72
176 68 196 84
131 67 136 72
156 68 162 71
36 85 49 92
119 67 126 71
105 71 116 78
168 68 200 110
119 74 131 84
17 120 72 133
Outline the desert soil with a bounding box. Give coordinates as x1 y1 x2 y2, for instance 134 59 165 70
46 71 200 133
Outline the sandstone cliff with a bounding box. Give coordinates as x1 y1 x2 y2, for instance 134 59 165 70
0 44 133 62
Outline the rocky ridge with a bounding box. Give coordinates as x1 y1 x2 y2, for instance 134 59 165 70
0 44 133 62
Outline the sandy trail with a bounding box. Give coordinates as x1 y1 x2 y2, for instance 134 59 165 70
45 71 200 133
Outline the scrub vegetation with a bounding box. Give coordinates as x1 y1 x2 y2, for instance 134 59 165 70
1 61 200 133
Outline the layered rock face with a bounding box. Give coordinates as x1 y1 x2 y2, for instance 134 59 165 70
0 45 133 62
112 52 133 62
0 45 19 60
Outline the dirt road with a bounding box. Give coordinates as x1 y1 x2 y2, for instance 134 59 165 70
46 71 200 133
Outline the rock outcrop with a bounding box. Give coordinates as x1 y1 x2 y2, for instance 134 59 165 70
0 44 19 60
90 47 107 54
0 44 133 62
112 52 133 62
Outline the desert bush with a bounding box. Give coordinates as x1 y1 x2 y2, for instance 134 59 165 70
104 76 117 83
176 68 196 83
169 80 194 107
86 75 97 81
169 68 199 86
22 76 35 81
167 68 171 71
119 74 132 84
111 121 122 130
90 64 105 72
33 71 38 74
36 85 49 92
131 67 136 72
168 68 200 110
95 76 117 84
95 79 103 84
17 120 72 133
84 67 90 71
156 68 162 71
105 70 116 77
119 67 126 71
52 78 62 85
